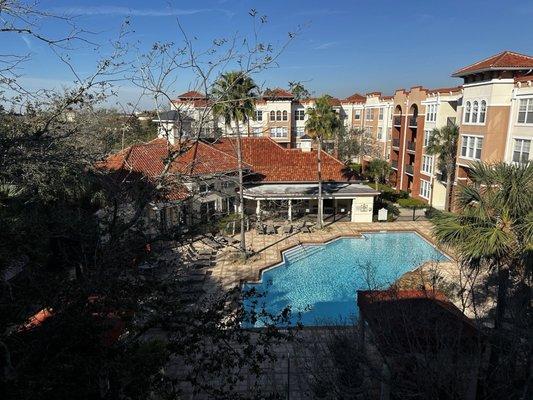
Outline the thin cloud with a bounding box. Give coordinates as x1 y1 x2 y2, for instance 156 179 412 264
296 9 343 16
51 6 235 18
313 41 339 50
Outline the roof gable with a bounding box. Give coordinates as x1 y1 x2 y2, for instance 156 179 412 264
453 51 533 77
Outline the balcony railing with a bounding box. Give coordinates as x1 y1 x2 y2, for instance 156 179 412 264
391 160 398 170
407 141 416 152
393 116 401 126
408 116 418 127
392 138 400 148
405 164 414 175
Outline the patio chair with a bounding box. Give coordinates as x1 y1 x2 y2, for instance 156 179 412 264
266 223 276 235
282 223 293 234
296 221 311 233
256 223 266 235
186 247 212 261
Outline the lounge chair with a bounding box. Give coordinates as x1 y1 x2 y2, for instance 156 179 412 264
202 237 223 249
186 248 212 261
266 224 276 235
256 223 266 235
296 221 311 233
282 223 293 234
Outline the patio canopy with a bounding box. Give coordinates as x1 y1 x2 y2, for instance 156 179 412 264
243 182 379 200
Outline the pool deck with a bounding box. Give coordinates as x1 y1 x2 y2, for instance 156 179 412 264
205 220 455 295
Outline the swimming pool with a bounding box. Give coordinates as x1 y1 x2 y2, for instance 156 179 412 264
242 232 449 327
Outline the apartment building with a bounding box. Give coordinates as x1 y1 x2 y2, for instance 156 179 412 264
453 51 533 186
158 88 393 158
388 51 533 209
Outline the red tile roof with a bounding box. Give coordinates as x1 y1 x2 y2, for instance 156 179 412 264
177 90 206 99
263 88 294 99
515 74 533 84
99 139 246 200
452 51 533 77
211 137 349 182
343 92 366 103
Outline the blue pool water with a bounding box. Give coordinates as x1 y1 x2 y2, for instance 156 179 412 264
243 232 448 327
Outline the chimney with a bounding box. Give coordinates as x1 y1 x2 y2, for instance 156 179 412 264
299 134 312 152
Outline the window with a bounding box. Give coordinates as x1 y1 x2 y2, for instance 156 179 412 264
479 101 486 123
276 110 282 121
295 109 305 121
282 110 288 121
464 100 487 124
420 180 431 199
252 127 263 136
425 104 437 122
269 127 288 138
464 101 471 123
378 108 384 120
472 101 479 123
254 110 263 121
365 108 373 120
364 127 371 137
295 126 305 137
421 155 433 174
377 127 383 140
423 130 432 147
199 182 215 193
270 110 275 121
354 109 361 120
460 135 483 160
518 98 533 124
513 139 531 164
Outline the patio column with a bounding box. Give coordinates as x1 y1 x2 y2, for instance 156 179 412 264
256 199 261 218
287 199 292 221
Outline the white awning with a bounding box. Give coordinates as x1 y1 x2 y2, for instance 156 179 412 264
243 182 379 200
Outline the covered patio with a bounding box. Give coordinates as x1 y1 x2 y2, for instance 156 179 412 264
243 182 379 223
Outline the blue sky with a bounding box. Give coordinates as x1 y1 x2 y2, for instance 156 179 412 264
5 0 533 109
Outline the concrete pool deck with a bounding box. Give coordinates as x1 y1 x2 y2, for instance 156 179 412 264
204 220 457 295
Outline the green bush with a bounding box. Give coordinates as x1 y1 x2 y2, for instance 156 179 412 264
348 163 362 174
398 197 427 208
397 190 410 199
425 206 443 219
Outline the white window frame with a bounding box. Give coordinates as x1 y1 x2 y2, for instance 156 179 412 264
295 109 305 121
269 127 288 138
377 127 383 140
423 130 432 147
354 109 361 120
425 104 437 122
254 110 263 121
419 180 431 200
463 99 487 125
421 155 433 175
512 138 531 164
295 126 305 137
252 127 263 136
460 135 483 160
378 108 384 120
517 97 533 125
365 108 373 120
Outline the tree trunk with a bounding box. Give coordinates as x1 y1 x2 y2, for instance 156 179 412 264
234 125 247 257
444 163 453 212
317 138 323 229
488 263 509 373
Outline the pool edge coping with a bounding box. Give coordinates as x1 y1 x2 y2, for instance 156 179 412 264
241 229 455 285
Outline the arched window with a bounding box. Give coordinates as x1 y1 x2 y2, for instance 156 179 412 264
276 110 281 121
282 110 288 121
464 101 471 123
472 101 479 123
270 110 275 121
479 100 486 123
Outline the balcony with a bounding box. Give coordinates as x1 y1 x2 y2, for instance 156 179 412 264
392 138 400 148
393 116 401 126
406 141 416 152
408 116 418 127
391 160 398 170
405 164 414 175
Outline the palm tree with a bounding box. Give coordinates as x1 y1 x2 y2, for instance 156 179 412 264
425 123 459 211
212 71 257 256
367 159 391 191
305 95 341 228
431 161 533 370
